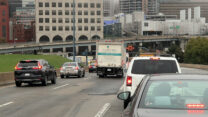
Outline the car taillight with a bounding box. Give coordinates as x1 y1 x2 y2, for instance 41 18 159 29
126 76 132 86
15 64 22 70
89 65 92 68
75 67 79 70
33 62 42 70
186 104 205 109
60 67 63 70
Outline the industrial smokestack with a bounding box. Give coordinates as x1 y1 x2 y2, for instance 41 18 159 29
180 10 186 21
194 6 201 19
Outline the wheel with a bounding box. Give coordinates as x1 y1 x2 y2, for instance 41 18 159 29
41 77 48 86
123 100 129 109
78 73 81 78
51 74 56 84
82 72 85 77
15 81 21 87
61 75 64 79
99 75 104 78
89 70 91 73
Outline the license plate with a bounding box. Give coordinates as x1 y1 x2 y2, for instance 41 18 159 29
107 69 111 71
25 73 30 76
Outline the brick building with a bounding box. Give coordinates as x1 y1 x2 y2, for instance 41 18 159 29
0 0 9 42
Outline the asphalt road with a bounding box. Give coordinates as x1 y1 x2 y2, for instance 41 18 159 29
0 67 207 117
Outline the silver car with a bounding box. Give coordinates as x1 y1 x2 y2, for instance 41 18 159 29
60 62 85 78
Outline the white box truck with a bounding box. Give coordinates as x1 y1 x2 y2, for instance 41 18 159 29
96 41 126 78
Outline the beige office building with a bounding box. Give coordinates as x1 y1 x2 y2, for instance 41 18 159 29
35 0 103 43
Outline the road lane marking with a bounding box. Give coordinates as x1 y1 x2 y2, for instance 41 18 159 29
94 103 111 117
0 102 13 108
53 84 69 90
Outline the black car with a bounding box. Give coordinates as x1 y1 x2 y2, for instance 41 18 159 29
89 63 97 73
118 74 208 117
14 59 57 87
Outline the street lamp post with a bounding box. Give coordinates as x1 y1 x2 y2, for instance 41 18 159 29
72 0 76 62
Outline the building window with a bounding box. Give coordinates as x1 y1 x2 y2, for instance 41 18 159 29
71 11 75 15
59 26 63 31
91 18 95 23
78 18 82 23
52 18 56 23
39 26 43 31
91 11 95 15
71 26 75 31
78 26 82 31
84 3 88 8
39 10 43 15
39 2 43 7
84 26 88 31
71 3 75 7
45 18 50 23
52 26 56 31
90 3 95 8
65 26 70 31
96 3 101 8
45 2 49 7
58 18 63 23
97 11 101 15
65 3 69 7
84 18 88 23
2 25 6 38
58 10 62 15
52 2 56 7
91 26 95 31
2 10 5 16
52 10 56 15
45 26 50 31
97 26 101 31
97 18 101 23
58 3 62 7
65 18 70 23
144 22 148 27
78 11 82 15
71 19 75 23
39 18 43 23
2 18 6 22
65 10 69 15
84 11 88 15
78 3 82 8
45 10 49 15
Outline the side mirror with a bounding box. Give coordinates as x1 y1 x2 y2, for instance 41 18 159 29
117 92 131 101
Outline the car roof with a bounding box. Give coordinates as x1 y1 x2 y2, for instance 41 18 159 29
132 56 177 61
148 74 208 81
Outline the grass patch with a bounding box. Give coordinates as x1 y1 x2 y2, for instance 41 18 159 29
0 54 71 73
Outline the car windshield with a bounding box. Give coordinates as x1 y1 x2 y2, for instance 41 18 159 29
140 80 208 110
18 61 38 67
63 63 76 67
131 60 178 74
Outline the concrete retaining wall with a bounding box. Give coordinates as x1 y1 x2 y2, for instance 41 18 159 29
180 63 208 71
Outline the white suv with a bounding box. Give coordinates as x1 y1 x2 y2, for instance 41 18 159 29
122 56 181 108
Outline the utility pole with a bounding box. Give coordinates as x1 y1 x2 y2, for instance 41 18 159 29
73 0 76 62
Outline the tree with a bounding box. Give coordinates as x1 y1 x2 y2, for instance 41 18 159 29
184 37 208 65
167 44 184 63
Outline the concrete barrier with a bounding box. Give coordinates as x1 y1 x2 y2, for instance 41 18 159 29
0 72 14 86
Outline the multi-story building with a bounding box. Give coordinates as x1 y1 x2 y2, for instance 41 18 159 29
0 0 9 42
160 1 208 22
8 0 22 18
120 0 159 15
35 0 103 43
103 0 120 17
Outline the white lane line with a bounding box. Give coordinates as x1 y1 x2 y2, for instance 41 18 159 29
94 103 111 117
53 84 69 90
0 102 14 108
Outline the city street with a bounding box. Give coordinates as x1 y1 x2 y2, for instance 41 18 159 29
0 67 207 117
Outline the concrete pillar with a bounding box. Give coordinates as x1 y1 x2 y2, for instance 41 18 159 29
88 45 91 52
180 40 186 52
50 48 53 53
76 46 79 55
63 47 66 53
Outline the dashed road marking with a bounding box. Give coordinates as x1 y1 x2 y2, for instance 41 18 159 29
94 103 111 117
53 84 69 90
0 102 14 108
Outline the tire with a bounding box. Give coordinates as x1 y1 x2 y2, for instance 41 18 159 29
51 74 56 84
89 70 91 73
15 81 21 87
61 75 64 79
82 72 85 77
99 75 103 78
42 77 48 86
78 73 81 78
123 100 129 109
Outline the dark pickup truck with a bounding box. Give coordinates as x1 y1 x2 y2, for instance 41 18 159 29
14 59 57 87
